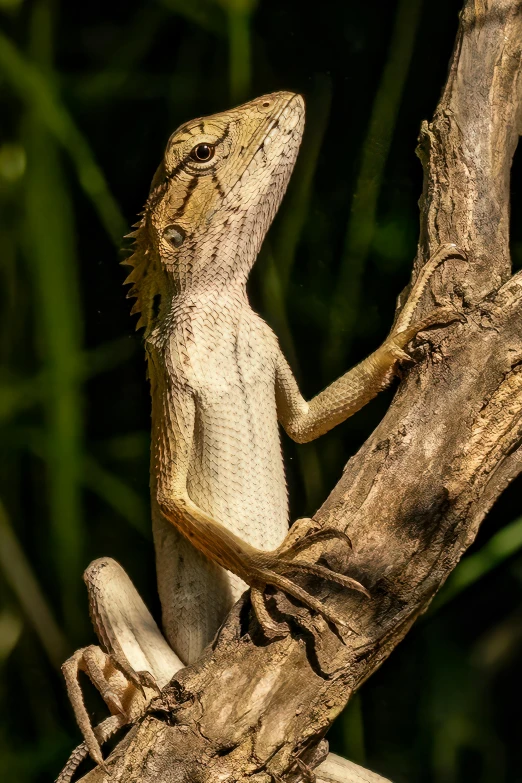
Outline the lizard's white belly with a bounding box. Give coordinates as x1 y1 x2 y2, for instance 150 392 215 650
188 379 288 550
153 308 289 665
186 310 288 547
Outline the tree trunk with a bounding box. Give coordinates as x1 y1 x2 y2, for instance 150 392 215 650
78 1 522 779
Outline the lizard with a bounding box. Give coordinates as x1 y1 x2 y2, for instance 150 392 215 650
58 90 464 783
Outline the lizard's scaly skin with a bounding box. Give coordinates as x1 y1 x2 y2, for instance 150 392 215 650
136 92 307 662
127 93 460 662
58 90 464 780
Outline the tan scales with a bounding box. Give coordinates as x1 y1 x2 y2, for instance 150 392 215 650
58 91 464 783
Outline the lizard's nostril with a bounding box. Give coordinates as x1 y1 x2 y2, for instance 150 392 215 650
262 101 270 108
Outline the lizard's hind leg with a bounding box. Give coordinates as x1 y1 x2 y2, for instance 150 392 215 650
61 646 130 767
60 557 183 770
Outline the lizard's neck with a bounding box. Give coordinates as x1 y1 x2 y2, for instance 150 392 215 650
167 287 250 331
146 262 252 351
164 208 262 298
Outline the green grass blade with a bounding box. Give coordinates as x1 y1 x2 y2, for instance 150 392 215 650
23 116 85 632
226 2 252 103
341 692 366 766
217 0 256 103
324 0 423 375
0 31 126 244
0 498 68 668
83 456 150 538
273 75 332 296
431 516 522 613
0 609 23 665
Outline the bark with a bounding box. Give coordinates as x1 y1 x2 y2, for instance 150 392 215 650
78 1 522 780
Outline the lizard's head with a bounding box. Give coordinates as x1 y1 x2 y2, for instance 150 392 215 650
125 91 305 334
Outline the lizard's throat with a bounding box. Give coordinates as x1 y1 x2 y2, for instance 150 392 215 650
165 212 268 296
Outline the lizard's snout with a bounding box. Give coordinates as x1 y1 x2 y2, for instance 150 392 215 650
249 91 305 123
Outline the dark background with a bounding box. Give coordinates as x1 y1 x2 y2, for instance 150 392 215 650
1 0 522 780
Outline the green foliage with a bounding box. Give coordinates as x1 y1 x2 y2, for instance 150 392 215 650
0 0 521 781
433 516 522 611
324 0 424 375
0 31 126 243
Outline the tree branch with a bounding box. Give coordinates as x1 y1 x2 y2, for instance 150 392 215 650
77 1 522 780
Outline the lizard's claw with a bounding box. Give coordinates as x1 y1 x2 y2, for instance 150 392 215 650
251 586 288 639
293 756 317 783
278 526 353 559
135 669 161 695
248 542 369 637
281 559 370 598
61 644 153 767
61 646 116 767
107 649 160 697
392 306 465 348
383 305 465 372
381 242 467 369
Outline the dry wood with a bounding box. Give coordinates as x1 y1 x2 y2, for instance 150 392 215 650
77 1 522 779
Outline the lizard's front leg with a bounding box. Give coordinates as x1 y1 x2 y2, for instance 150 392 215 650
276 243 466 444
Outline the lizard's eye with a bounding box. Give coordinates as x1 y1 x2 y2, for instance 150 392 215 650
190 143 215 162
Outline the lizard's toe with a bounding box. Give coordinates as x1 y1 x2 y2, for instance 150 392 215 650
278 527 353 559
281 559 370 599
61 648 107 767
250 586 288 639
136 670 161 694
104 690 125 716
250 559 357 634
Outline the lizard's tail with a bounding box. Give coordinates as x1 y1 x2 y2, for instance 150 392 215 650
55 714 125 783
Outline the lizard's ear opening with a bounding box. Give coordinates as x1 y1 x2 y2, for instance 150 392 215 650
163 225 186 248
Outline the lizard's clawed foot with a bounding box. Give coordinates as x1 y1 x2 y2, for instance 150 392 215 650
387 242 467 361
388 305 465 361
107 645 161 696
382 241 467 371
61 644 154 767
251 586 288 639
273 751 321 783
293 756 317 783
248 529 369 637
